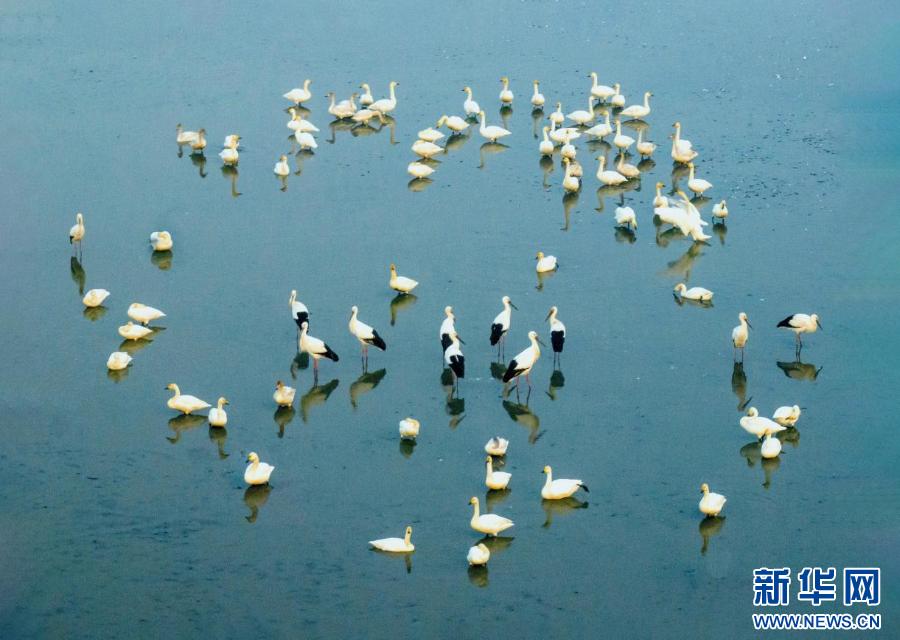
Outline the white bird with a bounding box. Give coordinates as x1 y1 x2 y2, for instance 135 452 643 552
613 119 634 151
615 206 637 230
585 111 612 138
273 380 296 407
411 139 443 159
596 156 627 186
287 108 319 132
549 102 565 125
298 322 340 379
118 321 152 341
469 496 514 536
712 199 729 221
498 76 514 104
462 86 481 117
176 124 198 145
82 288 110 308
349 305 387 361
407 162 435 179
732 312 752 358
399 417 420 440
672 192 712 241
610 83 626 108
189 129 207 153
561 132 577 160
653 182 669 208
636 129 657 157
549 121 579 144
740 407 787 440
761 434 782 459
106 351 132 371
699 483 726 517
616 154 640 180
589 72 616 101
328 92 358 119
777 313 822 348
535 251 558 273
69 212 85 245
687 163 713 195
484 437 509 457
773 405 802 427
222 134 241 149
485 456 511 490
149 231 173 252
209 397 229 427
539 126 554 155
389 263 418 294
620 91 652 119
545 306 566 360
674 283 713 301
368 81 398 114
244 452 274 485
274 155 290 177
127 303 165 325
671 122 698 163
417 125 444 143
359 83 374 106
562 158 580 193
218 136 240 164
566 96 595 126
352 108 382 125
530 80 545 107
165 383 211 415
467 543 490 566
502 331 543 387
283 79 312 105
369 526 414 553
438 114 469 133
490 296 517 350
439 306 456 353
294 130 318 151
444 330 465 382
477 111 511 143
541 465 589 500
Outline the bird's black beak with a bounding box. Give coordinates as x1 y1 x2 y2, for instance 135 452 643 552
816 320 823 330
510 302 519 310
747 321 753 329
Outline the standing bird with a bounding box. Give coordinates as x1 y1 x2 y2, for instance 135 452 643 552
477 111 511 143
128 303 166 325
368 81 399 115
535 251 558 273
369 526 414 553
621 91 653 120
358 83 374 106
589 71 616 101
498 76 514 105
740 407 786 440
150 231 173 252
467 543 491 567
190 129 207 153
502 331 543 394
777 313 822 350
398 417 420 440
469 496 514 536
283 79 313 105
731 312 752 361
244 452 275 486
289 289 309 334
69 212 85 253
712 199 729 222
294 129 318 151
218 135 240 164
530 80 545 107
485 456 511 490
348 305 387 367
165 383 211 415
462 86 481 117
545 306 566 366
613 119 634 151
273 380 296 407
698 483 726 517
299 322 339 382
773 405 802 427
490 296 517 357
444 331 465 389
673 283 713 302
439 306 456 353
615 206 637 230
541 465 589 500
761 434 782 459
208 397 229 427
389 263 418 294
274 155 290 177
687 163 713 196
484 437 509 457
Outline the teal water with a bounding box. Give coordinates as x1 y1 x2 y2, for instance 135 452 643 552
1 2 898 638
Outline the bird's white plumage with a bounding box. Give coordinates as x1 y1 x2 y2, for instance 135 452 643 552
773 405 801 426
399 418 420 440
83 288 110 307
541 466 588 500
273 381 296 407
283 80 312 104
485 457 511 490
469 497 514 536
106 351 132 371
118 322 152 341
761 435 782 459
621 91 652 119
166 383 211 415
740 407 786 439
128 303 166 325
369 526 414 552
389 264 418 294
674 283 713 301
485 437 509 456
244 452 274 485
209 397 228 427
149 231 173 251
699 483 726 516
467 543 490 566
615 206 637 229
478 111 511 143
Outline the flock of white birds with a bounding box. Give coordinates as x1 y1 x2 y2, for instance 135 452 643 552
66 70 825 568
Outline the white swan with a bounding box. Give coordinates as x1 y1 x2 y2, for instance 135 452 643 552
610 83 626 108
566 95 595 126
417 125 444 143
699 483 726 516
636 129 656 157
149 231 173 252
273 380 296 407
176 124 198 145
407 162 435 179
773 405 802 427
671 122 698 163
467 543 490 566
283 79 312 105
589 72 616 101
485 456 511 490
294 130 318 150
596 156 627 186
712 199 729 221
535 251 558 272
615 206 637 229
118 321 152 341
69 212 85 244
209 397 229 427
761 434 782 459
438 114 469 133
462 86 480 117
287 108 319 133
244 452 274 485
549 102 565 125
620 91 652 119
359 83 374 106
166 383 211 415
369 526 414 552
82 288 110 307
222 134 240 149
530 80 545 107
549 121 579 144
740 407 787 439
613 119 634 151
469 496 514 536
106 351 132 371
478 111 511 143
190 129 207 153
585 111 612 138
218 137 240 164
541 465 589 500
539 126 554 155
128 303 165 325
687 163 713 195
485 437 509 456
411 139 443 158
653 182 669 208
562 158 579 193
399 417 420 440
674 283 713 301
389 263 418 294
327 92 357 119
369 81 398 114
274 155 290 177
498 76 514 104
616 154 640 180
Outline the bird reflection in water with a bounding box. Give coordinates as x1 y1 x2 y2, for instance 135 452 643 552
441 372 466 428
535 268 556 292
221 164 241 198
669 162 690 192
485 488 511 513
291 351 310 378
190 151 207 178
541 496 589 528
350 368 386 409
84 306 107 322
698 516 726 555
503 400 542 444
398 438 416 458
539 155 555 189
390 293 418 326
166 414 207 444
479 142 509 169
778 426 801 449
444 129 472 153
490 361 507 382
777 357 822 382
531 107 544 138
243 485 272 524
468 565 489 588
407 177 434 192
614 225 637 244
546 369 565 401
712 220 728 245
478 535 514 555
561 191 578 231
209 426 229 460
731 362 752 412
595 184 628 213
371 549 413 574
326 119 356 144
499 105 513 130
70 256 86 296
273 406 295 438
150 250 173 271
637 157 656 174
106 368 129 384
739 441 781 488
673 292 714 309
660 241 706 282
300 379 339 422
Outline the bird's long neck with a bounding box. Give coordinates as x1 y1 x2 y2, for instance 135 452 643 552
471 501 480 519
329 94 336 108
542 128 549 143
303 79 311 90
674 124 681 142
171 385 181 396
289 291 296 306
544 470 553 486
404 529 412 545
486 459 493 476
531 336 541 356
389 84 396 101
597 157 606 175
217 398 225 410
643 93 650 108
532 82 539 97
689 165 695 180
616 120 621 135
590 72 598 88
